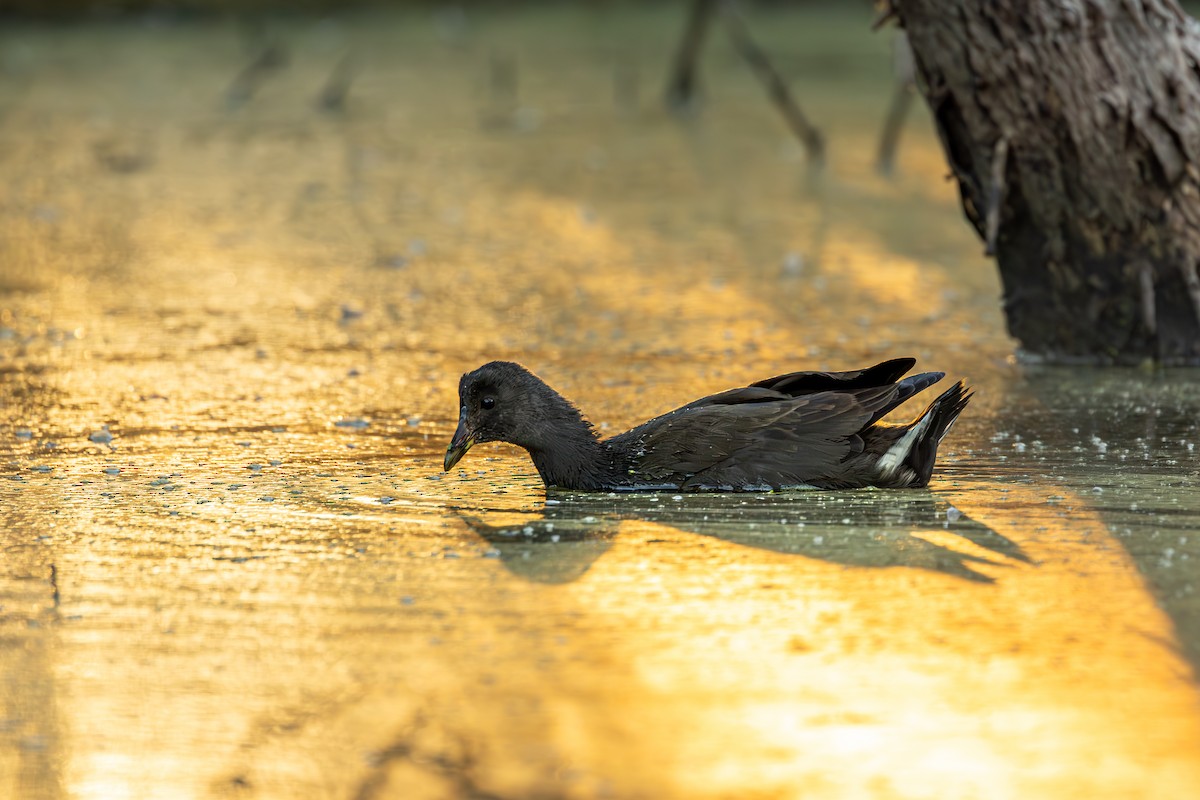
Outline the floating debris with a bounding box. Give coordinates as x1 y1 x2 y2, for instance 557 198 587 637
782 251 805 276
89 426 114 446
334 418 370 429
375 253 408 269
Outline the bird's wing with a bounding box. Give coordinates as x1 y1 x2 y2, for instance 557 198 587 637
611 385 901 488
748 358 915 397
658 359 917 418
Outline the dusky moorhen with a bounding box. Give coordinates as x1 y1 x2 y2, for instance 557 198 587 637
443 358 971 491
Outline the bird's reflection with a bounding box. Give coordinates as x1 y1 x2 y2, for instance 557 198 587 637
459 490 1030 584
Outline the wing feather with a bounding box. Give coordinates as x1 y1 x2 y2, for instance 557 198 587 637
749 358 915 396
611 384 902 487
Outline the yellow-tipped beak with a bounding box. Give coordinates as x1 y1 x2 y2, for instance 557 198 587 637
444 417 475 471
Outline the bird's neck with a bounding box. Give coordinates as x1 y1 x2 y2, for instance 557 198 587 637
524 401 614 490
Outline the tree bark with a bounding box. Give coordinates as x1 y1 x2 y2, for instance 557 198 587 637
893 0 1200 364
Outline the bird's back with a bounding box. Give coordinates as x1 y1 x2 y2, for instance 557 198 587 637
605 360 956 490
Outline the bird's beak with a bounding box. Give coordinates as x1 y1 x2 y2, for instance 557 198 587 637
444 414 475 472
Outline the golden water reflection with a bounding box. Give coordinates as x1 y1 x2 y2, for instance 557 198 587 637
7 472 1199 798
2 4 1200 799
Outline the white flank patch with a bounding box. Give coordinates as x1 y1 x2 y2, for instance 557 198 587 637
877 412 933 479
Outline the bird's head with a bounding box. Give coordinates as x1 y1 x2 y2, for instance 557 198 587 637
443 361 565 471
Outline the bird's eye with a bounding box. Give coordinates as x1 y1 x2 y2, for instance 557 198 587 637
481 397 496 411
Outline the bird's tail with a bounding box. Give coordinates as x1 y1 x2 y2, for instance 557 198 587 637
876 381 972 488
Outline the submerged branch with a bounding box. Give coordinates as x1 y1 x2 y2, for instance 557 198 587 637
720 2 825 165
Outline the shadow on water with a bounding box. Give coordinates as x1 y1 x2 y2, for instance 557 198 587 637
458 490 1030 585
996 367 1200 667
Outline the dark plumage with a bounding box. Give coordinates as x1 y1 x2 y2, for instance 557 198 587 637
443 359 972 491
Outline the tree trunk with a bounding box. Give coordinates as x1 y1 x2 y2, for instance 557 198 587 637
893 0 1200 365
